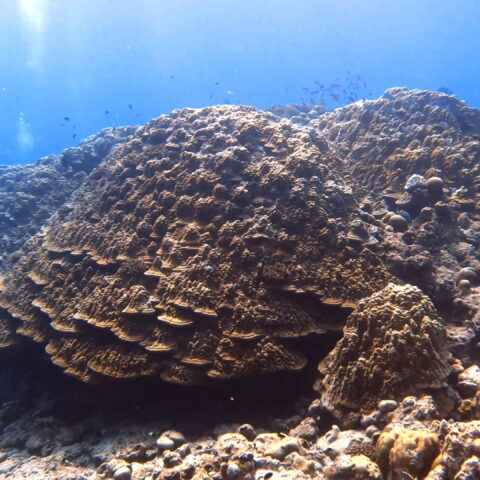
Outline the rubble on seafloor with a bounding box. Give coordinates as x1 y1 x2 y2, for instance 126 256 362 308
0 88 479 479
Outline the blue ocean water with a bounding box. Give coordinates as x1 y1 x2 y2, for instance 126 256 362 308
0 0 479 165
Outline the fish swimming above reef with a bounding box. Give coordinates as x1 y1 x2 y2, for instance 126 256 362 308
437 86 454 95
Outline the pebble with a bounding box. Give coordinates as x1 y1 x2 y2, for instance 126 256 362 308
405 174 426 192
113 466 131 480
265 437 300 460
226 462 241 478
238 424 256 441
365 425 379 438
156 435 176 451
177 443 191 458
379 399 398 413
426 176 444 195
326 425 340 443
162 429 186 446
458 279 471 292
388 214 408 232
455 267 477 284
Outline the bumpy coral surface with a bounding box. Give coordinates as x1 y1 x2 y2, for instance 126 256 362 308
0 105 392 382
0 126 136 271
311 87 480 195
315 283 451 427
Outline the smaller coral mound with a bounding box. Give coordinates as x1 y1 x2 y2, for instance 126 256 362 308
315 283 451 427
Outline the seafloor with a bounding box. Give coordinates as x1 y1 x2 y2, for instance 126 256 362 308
0 88 479 479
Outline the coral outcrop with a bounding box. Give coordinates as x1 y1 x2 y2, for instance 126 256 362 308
315 283 451 427
0 126 136 271
311 87 480 195
0 105 392 383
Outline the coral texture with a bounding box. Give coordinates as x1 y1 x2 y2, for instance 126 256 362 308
0 126 136 271
311 87 480 195
0 105 392 382
315 283 451 427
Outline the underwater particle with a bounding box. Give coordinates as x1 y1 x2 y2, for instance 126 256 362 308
72 134 77 139
128 104 133 109
388 214 408 232
64 116 70 121
226 90 234 95
105 110 110 115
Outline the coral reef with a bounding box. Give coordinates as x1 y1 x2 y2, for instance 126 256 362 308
315 283 451 427
0 90 480 479
0 126 136 271
0 105 392 382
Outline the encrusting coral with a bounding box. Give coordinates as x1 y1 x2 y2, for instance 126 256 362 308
0 105 393 385
315 283 451 427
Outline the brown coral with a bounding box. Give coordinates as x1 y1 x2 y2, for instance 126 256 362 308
0 105 392 385
375 427 440 479
310 87 480 196
315 283 451 427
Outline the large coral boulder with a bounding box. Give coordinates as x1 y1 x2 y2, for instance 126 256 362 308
315 283 451 427
0 105 392 384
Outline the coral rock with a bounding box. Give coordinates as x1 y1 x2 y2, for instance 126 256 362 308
315 283 451 427
325 454 383 480
0 105 392 385
375 427 440 479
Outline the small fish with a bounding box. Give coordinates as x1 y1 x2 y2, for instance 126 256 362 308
105 110 110 114
214 82 219 85
438 86 454 95
128 104 133 109
63 116 70 121
72 134 77 139
170 75 174 79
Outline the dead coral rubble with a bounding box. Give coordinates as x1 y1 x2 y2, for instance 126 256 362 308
0 105 392 382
